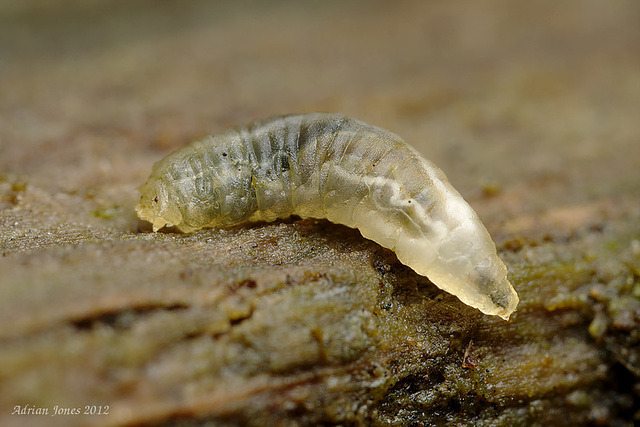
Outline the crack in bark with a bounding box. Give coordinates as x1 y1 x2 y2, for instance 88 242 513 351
70 303 188 331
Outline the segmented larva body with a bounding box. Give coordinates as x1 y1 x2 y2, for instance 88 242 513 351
137 113 518 319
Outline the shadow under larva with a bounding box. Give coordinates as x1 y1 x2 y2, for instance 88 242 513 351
136 113 519 320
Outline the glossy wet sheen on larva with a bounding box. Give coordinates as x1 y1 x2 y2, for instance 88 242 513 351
136 113 519 319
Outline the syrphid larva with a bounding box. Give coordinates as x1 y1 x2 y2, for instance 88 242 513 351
137 113 519 319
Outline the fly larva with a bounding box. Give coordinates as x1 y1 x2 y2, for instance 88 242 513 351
137 113 519 319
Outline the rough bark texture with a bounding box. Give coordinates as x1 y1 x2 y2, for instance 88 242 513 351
1 1 639 426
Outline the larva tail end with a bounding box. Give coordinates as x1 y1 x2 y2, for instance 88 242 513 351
491 278 519 321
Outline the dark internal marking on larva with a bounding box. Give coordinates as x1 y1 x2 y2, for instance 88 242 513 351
136 113 519 319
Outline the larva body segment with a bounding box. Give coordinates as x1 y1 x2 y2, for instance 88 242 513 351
137 113 519 319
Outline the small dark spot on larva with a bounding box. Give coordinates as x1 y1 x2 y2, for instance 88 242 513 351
222 152 228 157
280 155 290 171
154 196 158 203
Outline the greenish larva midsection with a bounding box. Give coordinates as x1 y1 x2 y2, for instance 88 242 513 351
136 113 519 319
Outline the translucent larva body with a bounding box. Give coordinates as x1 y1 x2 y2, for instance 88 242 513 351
137 113 519 319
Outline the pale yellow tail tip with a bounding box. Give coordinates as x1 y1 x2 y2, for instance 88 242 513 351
497 290 519 321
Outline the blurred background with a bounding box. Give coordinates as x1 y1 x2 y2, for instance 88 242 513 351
1 0 638 214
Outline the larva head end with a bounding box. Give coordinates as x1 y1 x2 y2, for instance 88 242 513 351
135 197 166 232
136 178 182 232
152 217 168 232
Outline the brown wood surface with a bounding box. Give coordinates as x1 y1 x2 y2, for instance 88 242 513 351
1 1 639 425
